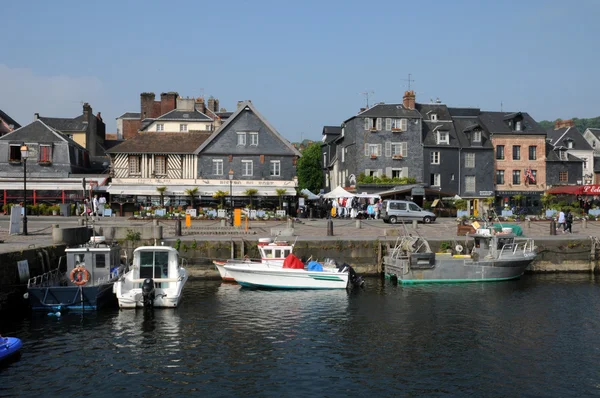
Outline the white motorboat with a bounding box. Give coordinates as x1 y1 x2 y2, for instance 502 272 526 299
114 245 188 308
213 238 295 282
223 256 360 290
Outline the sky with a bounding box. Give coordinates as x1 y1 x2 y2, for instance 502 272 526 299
2 0 599 142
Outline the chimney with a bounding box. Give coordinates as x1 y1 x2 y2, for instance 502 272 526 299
403 90 416 109
208 97 215 113
140 92 156 120
96 112 102 121
214 99 219 112
237 101 244 109
160 92 178 115
34 113 39 120
195 97 206 113
83 102 92 121
555 119 575 129
359 107 366 113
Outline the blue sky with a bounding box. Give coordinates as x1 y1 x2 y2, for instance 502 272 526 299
2 0 599 142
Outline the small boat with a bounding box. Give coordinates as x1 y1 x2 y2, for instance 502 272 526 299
214 238 295 281
223 254 363 290
114 245 188 308
383 228 537 284
0 337 22 363
27 237 126 311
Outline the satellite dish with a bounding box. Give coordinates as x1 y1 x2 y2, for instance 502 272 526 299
455 244 464 253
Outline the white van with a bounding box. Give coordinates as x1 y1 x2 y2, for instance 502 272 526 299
381 200 437 224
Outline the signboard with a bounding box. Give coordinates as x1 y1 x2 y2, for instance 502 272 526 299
185 209 197 217
496 191 543 196
17 260 30 283
217 209 227 218
479 191 494 197
9 205 21 235
104 209 113 217
299 198 305 207
582 185 600 194
411 187 425 196
431 199 440 208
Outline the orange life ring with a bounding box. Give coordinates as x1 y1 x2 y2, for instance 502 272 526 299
70 266 90 286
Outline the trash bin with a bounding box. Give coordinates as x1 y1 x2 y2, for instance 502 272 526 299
59 203 71 217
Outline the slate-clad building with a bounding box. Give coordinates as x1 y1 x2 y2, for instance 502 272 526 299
547 123 592 185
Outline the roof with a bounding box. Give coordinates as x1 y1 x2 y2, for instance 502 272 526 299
195 101 302 156
0 109 21 129
478 111 546 135
0 120 86 149
322 126 342 145
415 103 453 121
545 142 584 162
546 127 592 151
345 103 421 123
452 117 494 149
448 107 481 117
117 112 141 119
155 109 212 121
585 128 600 139
38 116 87 132
421 120 459 147
106 132 212 154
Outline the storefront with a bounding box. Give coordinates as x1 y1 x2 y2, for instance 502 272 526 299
0 177 108 207
495 190 544 214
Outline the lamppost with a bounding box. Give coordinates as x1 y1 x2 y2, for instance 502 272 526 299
292 176 298 216
229 168 234 226
20 144 29 236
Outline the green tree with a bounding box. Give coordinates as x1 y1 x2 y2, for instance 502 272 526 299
213 190 228 209
185 187 199 208
156 186 167 207
296 142 322 193
244 188 258 209
275 188 287 210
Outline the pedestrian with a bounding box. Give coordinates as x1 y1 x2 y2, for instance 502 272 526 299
565 210 573 233
375 199 382 219
98 196 107 217
92 195 99 217
80 199 89 216
557 209 566 233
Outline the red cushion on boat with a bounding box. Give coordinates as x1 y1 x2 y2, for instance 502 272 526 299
282 254 304 269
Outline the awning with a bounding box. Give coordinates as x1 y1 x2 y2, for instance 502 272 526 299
546 185 583 195
107 185 296 197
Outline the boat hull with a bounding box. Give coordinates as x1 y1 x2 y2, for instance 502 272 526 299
0 337 22 363
223 264 349 289
213 261 235 282
384 255 535 284
28 283 117 311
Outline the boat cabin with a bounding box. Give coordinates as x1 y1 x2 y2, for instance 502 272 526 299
258 238 294 261
65 242 122 285
471 232 518 258
133 246 180 288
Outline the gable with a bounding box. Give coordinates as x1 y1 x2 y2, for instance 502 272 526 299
0 120 74 145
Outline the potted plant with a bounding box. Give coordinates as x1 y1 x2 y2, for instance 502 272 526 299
50 205 60 215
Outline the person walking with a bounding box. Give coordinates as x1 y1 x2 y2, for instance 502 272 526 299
557 209 566 233
92 195 99 218
565 210 573 233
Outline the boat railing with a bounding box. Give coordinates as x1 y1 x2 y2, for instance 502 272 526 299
498 239 535 258
27 267 64 288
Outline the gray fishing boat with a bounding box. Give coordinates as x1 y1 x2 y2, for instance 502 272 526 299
383 230 537 284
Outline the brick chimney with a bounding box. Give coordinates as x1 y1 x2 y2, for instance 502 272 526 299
34 113 39 120
83 102 92 121
96 112 102 121
208 97 215 113
214 99 219 112
160 92 178 115
140 92 156 119
195 97 206 113
555 119 575 129
403 90 416 109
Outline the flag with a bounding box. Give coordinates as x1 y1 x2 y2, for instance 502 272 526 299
525 167 535 184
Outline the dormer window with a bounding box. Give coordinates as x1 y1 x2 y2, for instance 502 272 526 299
515 121 522 131
437 131 449 145
559 150 568 161
566 140 573 149
472 131 481 142
430 114 438 122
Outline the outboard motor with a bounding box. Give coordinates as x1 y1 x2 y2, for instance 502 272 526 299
141 278 156 307
338 263 365 289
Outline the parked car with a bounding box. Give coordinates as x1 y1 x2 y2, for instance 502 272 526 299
381 200 437 224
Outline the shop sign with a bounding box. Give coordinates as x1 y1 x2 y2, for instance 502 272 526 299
478 191 493 196
582 185 600 194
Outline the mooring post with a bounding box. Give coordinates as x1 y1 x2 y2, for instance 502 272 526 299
412 220 417 229
377 241 382 274
583 218 587 229
175 219 182 236
327 219 334 236
240 239 244 258
550 219 556 235
231 239 235 259
355 219 361 229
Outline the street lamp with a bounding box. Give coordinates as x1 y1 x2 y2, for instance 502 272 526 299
229 168 234 226
20 144 28 236
292 176 298 216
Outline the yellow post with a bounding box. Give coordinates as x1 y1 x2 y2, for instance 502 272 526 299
473 199 479 217
234 208 241 227
185 214 191 227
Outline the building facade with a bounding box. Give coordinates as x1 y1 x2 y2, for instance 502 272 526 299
547 122 593 184
0 109 21 136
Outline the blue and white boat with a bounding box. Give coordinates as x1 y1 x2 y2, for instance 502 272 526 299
0 337 22 363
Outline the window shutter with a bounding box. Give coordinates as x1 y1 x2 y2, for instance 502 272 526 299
364 143 369 156
385 118 391 131
365 168 371 176
402 143 408 157
377 144 382 156
376 118 382 131
364 118 369 130
260 155 265 164
377 169 383 177
401 119 408 131
385 167 392 177
385 142 392 157
401 168 408 178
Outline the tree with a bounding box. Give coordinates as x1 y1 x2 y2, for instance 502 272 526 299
296 142 322 194
213 190 228 209
275 188 287 210
185 187 199 208
156 186 167 208
244 188 258 209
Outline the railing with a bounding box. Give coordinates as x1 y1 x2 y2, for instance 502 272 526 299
498 239 535 258
28 268 64 288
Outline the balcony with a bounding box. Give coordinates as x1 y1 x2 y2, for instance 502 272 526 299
391 128 403 133
370 154 378 159
392 155 403 160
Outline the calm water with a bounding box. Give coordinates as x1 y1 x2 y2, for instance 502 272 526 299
2 275 600 397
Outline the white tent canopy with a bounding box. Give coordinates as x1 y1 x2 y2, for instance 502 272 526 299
322 186 356 199
300 188 320 200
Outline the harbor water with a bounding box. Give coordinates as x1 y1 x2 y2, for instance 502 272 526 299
2 275 600 397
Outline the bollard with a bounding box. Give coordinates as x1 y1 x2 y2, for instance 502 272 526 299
153 219 159 227
175 219 182 236
550 219 556 235
327 219 334 236
355 219 361 229
287 218 294 229
309 208 314 219
78 219 84 226
583 218 587 229
220 219 226 227
52 224 59 230
412 220 418 229
527 220 531 229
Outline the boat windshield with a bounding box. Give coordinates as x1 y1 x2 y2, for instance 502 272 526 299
140 251 169 280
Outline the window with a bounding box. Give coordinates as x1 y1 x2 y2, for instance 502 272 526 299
391 168 403 178
364 118 373 130
515 121 522 131
430 173 441 186
39 145 52 163
529 145 537 160
409 203 420 211
512 170 521 185
451 173 455 181
237 132 247 146
513 145 521 160
250 132 259 146
430 114 437 121
9 145 21 162
364 143 382 157
390 142 407 158
205 124 211 131
376 118 382 131
179 124 188 132
496 145 505 160
156 124 164 132
465 176 476 192
385 118 391 131
437 131 449 144
465 153 475 168
559 150 568 161
430 151 440 164
242 160 253 176
531 170 537 183
129 156 140 175
270 160 280 176
473 131 482 142
496 170 505 185
213 159 223 175
341 147 345 163
95 254 106 268
391 118 407 131
559 171 568 182
323 153 327 166
567 140 573 149
154 155 166 176
389 202 407 210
